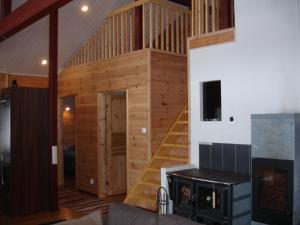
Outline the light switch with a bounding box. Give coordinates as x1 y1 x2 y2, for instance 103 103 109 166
141 127 147 134
52 146 57 165
90 178 94 185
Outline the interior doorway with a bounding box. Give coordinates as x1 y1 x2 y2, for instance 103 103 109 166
100 92 127 197
61 96 76 190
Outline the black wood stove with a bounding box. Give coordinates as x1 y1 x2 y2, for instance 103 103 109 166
167 169 251 225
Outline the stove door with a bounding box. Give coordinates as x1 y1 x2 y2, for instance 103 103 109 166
195 182 228 222
174 177 195 217
252 158 293 225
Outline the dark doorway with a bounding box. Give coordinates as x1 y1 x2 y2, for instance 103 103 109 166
62 96 76 190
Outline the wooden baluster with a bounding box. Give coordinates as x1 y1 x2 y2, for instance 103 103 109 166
121 13 124 54
89 38 91 62
205 0 208 33
216 0 219 31
108 17 112 58
166 8 169 51
192 0 194 36
130 8 133 52
117 15 120 56
171 10 175 53
83 42 86 64
101 24 104 60
212 0 216 32
194 0 198 36
160 6 165 51
176 11 179 54
125 11 128 53
149 3 153 49
143 4 146 49
155 4 159 49
112 16 116 56
180 13 184 54
105 20 108 59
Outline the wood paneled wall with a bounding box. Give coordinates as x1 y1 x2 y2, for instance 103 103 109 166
0 73 48 89
59 50 149 194
58 49 187 195
76 94 99 194
150 50 187 155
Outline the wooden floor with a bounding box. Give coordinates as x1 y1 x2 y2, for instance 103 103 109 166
0 207 81 225
0 182 126 225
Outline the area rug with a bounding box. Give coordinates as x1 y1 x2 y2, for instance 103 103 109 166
59 188 111 215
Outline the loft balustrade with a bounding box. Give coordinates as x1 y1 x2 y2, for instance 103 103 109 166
65 0 191 68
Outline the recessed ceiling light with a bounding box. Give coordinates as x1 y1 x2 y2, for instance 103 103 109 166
41 59 48 65
81 5 89 12
65 107 71 111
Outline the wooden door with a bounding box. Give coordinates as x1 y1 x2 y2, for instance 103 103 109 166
106 94 127 195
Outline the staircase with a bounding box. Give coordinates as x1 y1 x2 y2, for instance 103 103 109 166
125 105 189 211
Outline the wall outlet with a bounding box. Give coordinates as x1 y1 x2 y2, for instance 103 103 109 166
90 178 94 185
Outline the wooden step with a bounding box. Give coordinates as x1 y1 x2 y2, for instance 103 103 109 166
176 121 188 124
170 132 188 136
149 158 187 170
155 155 187 163
156 146 189 159
164 135 188 145
162 143 188 148
142 171 161 186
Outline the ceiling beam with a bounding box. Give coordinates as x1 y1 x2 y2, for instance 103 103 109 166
0 0 72 42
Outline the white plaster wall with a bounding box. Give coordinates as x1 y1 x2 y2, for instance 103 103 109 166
189 0 300 166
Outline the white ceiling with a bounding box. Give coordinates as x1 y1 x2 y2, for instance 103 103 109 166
0 0 133 76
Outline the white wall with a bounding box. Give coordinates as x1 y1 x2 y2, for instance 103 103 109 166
190 0 300 166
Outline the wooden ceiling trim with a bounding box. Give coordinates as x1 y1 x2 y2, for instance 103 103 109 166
0 0 72 42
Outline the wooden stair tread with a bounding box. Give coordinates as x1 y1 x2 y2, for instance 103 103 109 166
162 143 188 148
140 181 160 188
155 155 188 162
170 132 188 135
176 121 188 124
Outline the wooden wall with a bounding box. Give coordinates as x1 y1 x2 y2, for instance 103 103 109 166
58 49 187 195
75 94 99 194
58 50 149 194
150 51 188 154
0 73 48 89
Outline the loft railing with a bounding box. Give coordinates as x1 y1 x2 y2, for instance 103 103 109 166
65 0 191 68
191 0 235 37
192 0 219 36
